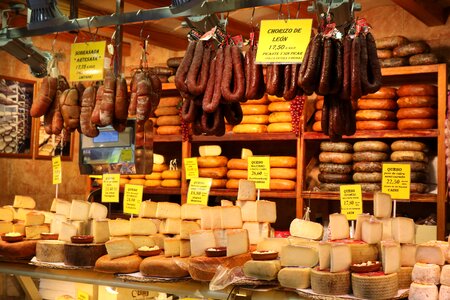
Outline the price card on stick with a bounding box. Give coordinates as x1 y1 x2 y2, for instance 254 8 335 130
123 184 143 215
187 178 212 205
52 155 62 185
101 173 120 203
339 184 363 221
184 157 199 180
248 156 270 190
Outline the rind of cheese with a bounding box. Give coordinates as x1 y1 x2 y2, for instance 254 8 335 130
190 230 216 257
36 240 66 263
243 260 281 280
441 265 450 286
328 213 350 240
91 219 110 243
138 201 158 218
241 148 253 159
415 241 446 265
69 200 91 221
311 269 350 295
373 192 392 218
409 282 438 300
237 180 256 201
280 245 319 267
361 218 383 244
26 224 50 240
354 214 371 240
105 238 135 259
401 243 417 267
226 229 249 257
378 217 393 241
150 233 166 250
130 218 157 235
199 145 222 157
278 267 311 289
289 219 323 240
256 237 289 253
351 272 398 300
243 222 270 245
13 195 36 209
155 202 181 219
108 219 130 236
412 263 440 285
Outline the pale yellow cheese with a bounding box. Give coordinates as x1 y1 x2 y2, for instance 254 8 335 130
129 236 155 250
280 245 319 267
26 224 49 240
55 199 71 218
318 242 331 270
130 218 157 235
180 240 191 257
237 180 256 201
330 243 351 273
200 206 221 230
199 145 222 157
159 218 181 235
164 238 180 257
190 230 216 257
220 200 234 207
392 217 415 244
105 238 135 259
439 284 450 300
241 148 253 159
256 237 289 253
138 201 158 218
243 222 270 244
243 260 281 280
289 219 323 240
0 208 14 222
50 214 67 234
41 211 54 224
149 233 165 249
401 243 417 267
153 153 165 164
0 221 13 234
220 206 243 229
155 202 181 219
415 241 446 265
236 200 276 223
108 219 130 236
69 200 91 221
58 222 77 242
12 222 25 235
13 195 36 209
361 218 383 244
373 192 392 218
328 213 350 240
16 208 32 221
213 229 227 247
24 211 45 226
379 218 393 241
180 221 201 239
91 219 110 243
354 214 371 241
181 203 203 220
88 202 108 220
381 241 401 274
226 229 249 257
278 267 311 289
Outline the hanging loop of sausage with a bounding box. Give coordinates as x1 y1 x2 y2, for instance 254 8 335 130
361 32 382 94
202 55 219 113
223 102 243 125
187 41 211 96
175 41 196 96
221 45 246 102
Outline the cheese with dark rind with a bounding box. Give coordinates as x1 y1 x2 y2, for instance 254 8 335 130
36 240 65 263
310 268 350 295
351 272 398 300
64 243 107 267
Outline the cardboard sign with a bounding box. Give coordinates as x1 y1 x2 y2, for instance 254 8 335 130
101 173 120 203
248 156 270 189
184 157 199 180
255 19 313 64
52 155 62 185
382 163 411 200
339 185 363 220
123 184 143 214
187 177 212 205
70 41 106 82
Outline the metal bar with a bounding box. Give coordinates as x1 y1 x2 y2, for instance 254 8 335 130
115 0 124 76
7 0 305 39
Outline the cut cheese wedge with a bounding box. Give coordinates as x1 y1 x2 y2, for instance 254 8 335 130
354 214 371 241
330 243 351 273
328 213 349 240
69 200 91 221
278 267 311 289
361 218 383 244
153 153 165 165
199 145 222 157
381 241 401 274
289 219 323 240
89 202 108 220
0 208 14 222
401 243 417 267
105 238 135 259
156 202 181 219
226 229 249 257
130 218 157 235
13 195 36 209
138 201 158 218
318 242 331 270
256 237 289 253
241 148 253 159
392 217 415 243
181 203 203 220
237 180 256 201
243 260 281 280
373 192 392 218
108 219 130 236
190 230 216 257
280 245 319 267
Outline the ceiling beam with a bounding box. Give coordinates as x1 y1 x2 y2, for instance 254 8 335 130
125 0 171 8
391 0 447 26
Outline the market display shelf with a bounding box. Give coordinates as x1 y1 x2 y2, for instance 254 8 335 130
303 129 438 140
125 187 181 195
154 135 182 142
191 132 298 142
210 189 296 198
301 191 437 203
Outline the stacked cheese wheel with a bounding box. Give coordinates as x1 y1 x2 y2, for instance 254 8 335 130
352 141 389 192
390 140 429 193
356 87 398 131
226 156 296 190
154 96 182 135
197 155 228 188
161 169 181 188
267 95 293 133
312 97 324 132
232 95 269 134
396 84 438 130
318 142 353 191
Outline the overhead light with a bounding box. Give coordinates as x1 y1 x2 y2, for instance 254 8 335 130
26 0 67 30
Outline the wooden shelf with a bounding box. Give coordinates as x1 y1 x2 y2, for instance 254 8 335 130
162 83 176 90
154 135 182 142
91 186 182 195
303 129 438 140
210 189 296 199
301 191 437 203
191 132 298 142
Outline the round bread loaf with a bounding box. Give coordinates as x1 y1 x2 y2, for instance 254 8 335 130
319 152 353 164
156 115 181 126
393 41 430 57
267 122 292 133
411 171 427 183
241 114 270 124
357 99 397 110
391 140 428 152
377 49 393 59
397 119 437 130
157 125 181 135
391 151 428 162
409 53 438 66
241 105 269 115
315 99 324 110
269 112 292 123
312 121 322 132
379 57 408 68
353 162 383 172
397 84 437 97
268 101 291 112
360 87 397 99
356 110 396 121
320 142 353 153
353 151 389 162
140 255 190 278
318 173 352 183
232 124 267 134
410 182 428 193
198 167 228 179
314 110 322 121
353 141 389 152
356 121 397 130
353 172 382 183
360 183 382 192
319 163 353 174
197 156 228 168
95 254 142 274
397 96 437 108
396 107 437 119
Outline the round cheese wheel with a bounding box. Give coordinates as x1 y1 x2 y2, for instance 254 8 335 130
242 95 269 105
397 84 437 97
153 163 169 172
318 183 381 192
157 126 181 135
197 156 228 168
314 110 322 121
141 255 190 278
199 167 228 179
0 240 36 259
65 243 107 267
397 107 437 119
319 173 352 183
270 168 297 180
144 179 161 187
227 158 247 170
411 171 427 183
312 121 322 132
240 114 270 124
357 99 397 110
241 105 269 115
268 101 291 112
319 183 341 191
397 119 437 130
311 269 350 295
353 162 383 172
360 87 397 99
95 254 142 274
356 110 396 121
211 179 227 188
188 253 251 281
129 179 146 185
398 266 413 289
391 140 428 152
145 172 162 180
353 172 382 183
36 240 66 263
268 122 292 133
154 106 179 117
403 161 428 172
319 163 353 174
159 97 182 107
319 152 353 164
269 112 292 123
161 170 181 179
410 182 428 193
351 272 398 300
397 96 437 108
267 95 285 102
356 120 397 130
161 179 181 187
119 178 129 186
353 141 389 152
129 175 145 179
270 156 297 168
226 179 240 189
353 151 388 162
320 142 353 153
391 150 428 162
227 169 247 179
315 99 324 110
360 183 382 192
270 179 296 190
232 124 267 134
156 115 181 126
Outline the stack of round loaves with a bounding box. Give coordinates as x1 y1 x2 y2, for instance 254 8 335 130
396 84 438 130
232 95 269 134
197 155 228 189
352 141 390 192
312 96 324 132
154 96 182 135
356 87 398 131
318 142 353 192
267 95 293 133
390 140 429 193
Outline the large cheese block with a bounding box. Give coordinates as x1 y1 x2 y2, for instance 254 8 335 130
278 267 311 289
138 201 158 218
392 217 415 243
130 218 157 235
88 202 108 220
108 219 130 236
0 208 14 222
69 200 91 221
289 219 323 240
226 229 249 257
57 222 77 242
95 254 142 274
70 220 88 235
381 241 401 274
439 285 450 300
318 242 331 270
221 200 234 207
13 195 36 209
354 214 371 240
401 243 417 267
256 237 289 253
64 243 106 267
181 204 203 220
243 260 281 280
155 202 181 219
330 243 351 273
213 229 227 247
0 240 37 258
164 238 180 257
237 180 256 201
129 236 155 250
328 213 350 240
50 214 67 234
91 219 110 243
379 218 393 241
280 245 319 267
16 208 32 221
141 255 190 278
180 221 201 239
180 240 191 257
190 230 216 257
236 200 277 223
351 272 398 300
310 269 350 295
441 265 450 286
26 224 50 240
55 199 71 218
188 253 251 281
13 222 24 235
243 222 270 245
220 206 243 229
41 211 54 224
105 238 135 259
150 233 166 249
409 282 438 300
36 240 65 263
412 263 440 284
200 206 221 230
0 221 13 234
415 241 446 265
361 218 383 244
199 145 222 157
159 218 181 235
373 192 392 218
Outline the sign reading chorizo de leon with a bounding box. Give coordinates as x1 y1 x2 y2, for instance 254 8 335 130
70 41 106 82
255 19 312 64
382 163 411 200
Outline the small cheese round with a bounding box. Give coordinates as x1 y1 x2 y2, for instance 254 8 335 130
412 263 440 284
241 105 269 115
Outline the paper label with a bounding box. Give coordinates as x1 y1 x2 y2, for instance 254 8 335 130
184 157 199 180
382 163 411 200
248 156 270 189
187 177 212 205
76 290 89 300
255 19 313 64
101 173 120 203
340 185 363 220
120 149 132 162
123 184 143 214
52 155 62 185
70 41 106 82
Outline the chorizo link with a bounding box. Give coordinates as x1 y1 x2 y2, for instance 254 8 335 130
321 95 330 134
187 41 211 96
298 38 313 87
221 45 245 102
351 35 363 100
100 70 115 126
318 38 334 96
253 47 266 100
31 76 57 117
329 40 343 95
91 85 104 125
244 46 255 100
202 57 219 113
129 71 146 116
363 32 383 94
266 65 276 95
340 36 352 100
181 97 196 123
301 34 323 95
223 101 243 125
175 41 196 95
211 48 224 108
201 107 222 135
135 79 152 123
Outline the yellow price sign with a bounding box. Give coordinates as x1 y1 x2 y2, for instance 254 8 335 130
339 185 363 221
255 19 313 64
187 178 212 205
101 173 120 203
77 290 89 300
248 156 270 189
52 155 62 185
382 163 411 200
184 157 199 180
123 184 143 215
70 41 106 82
89 175 102 179
120 149 132 162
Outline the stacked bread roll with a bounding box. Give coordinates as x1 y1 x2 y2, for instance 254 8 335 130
197 155 228 189
396 84 437 130
312 97 324 132
232 95 269 134
267 95 292 133
318 142 353 191
356 87 398 131
390 140 429 193
352 141 389 192
154 96 182 135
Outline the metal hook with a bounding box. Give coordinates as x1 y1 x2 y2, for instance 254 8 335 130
93 27 99 41
72 19 81 43
295 2 301 19
140 21 146 41
250 6 255 27
111 30 116 41
51 32 58 53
